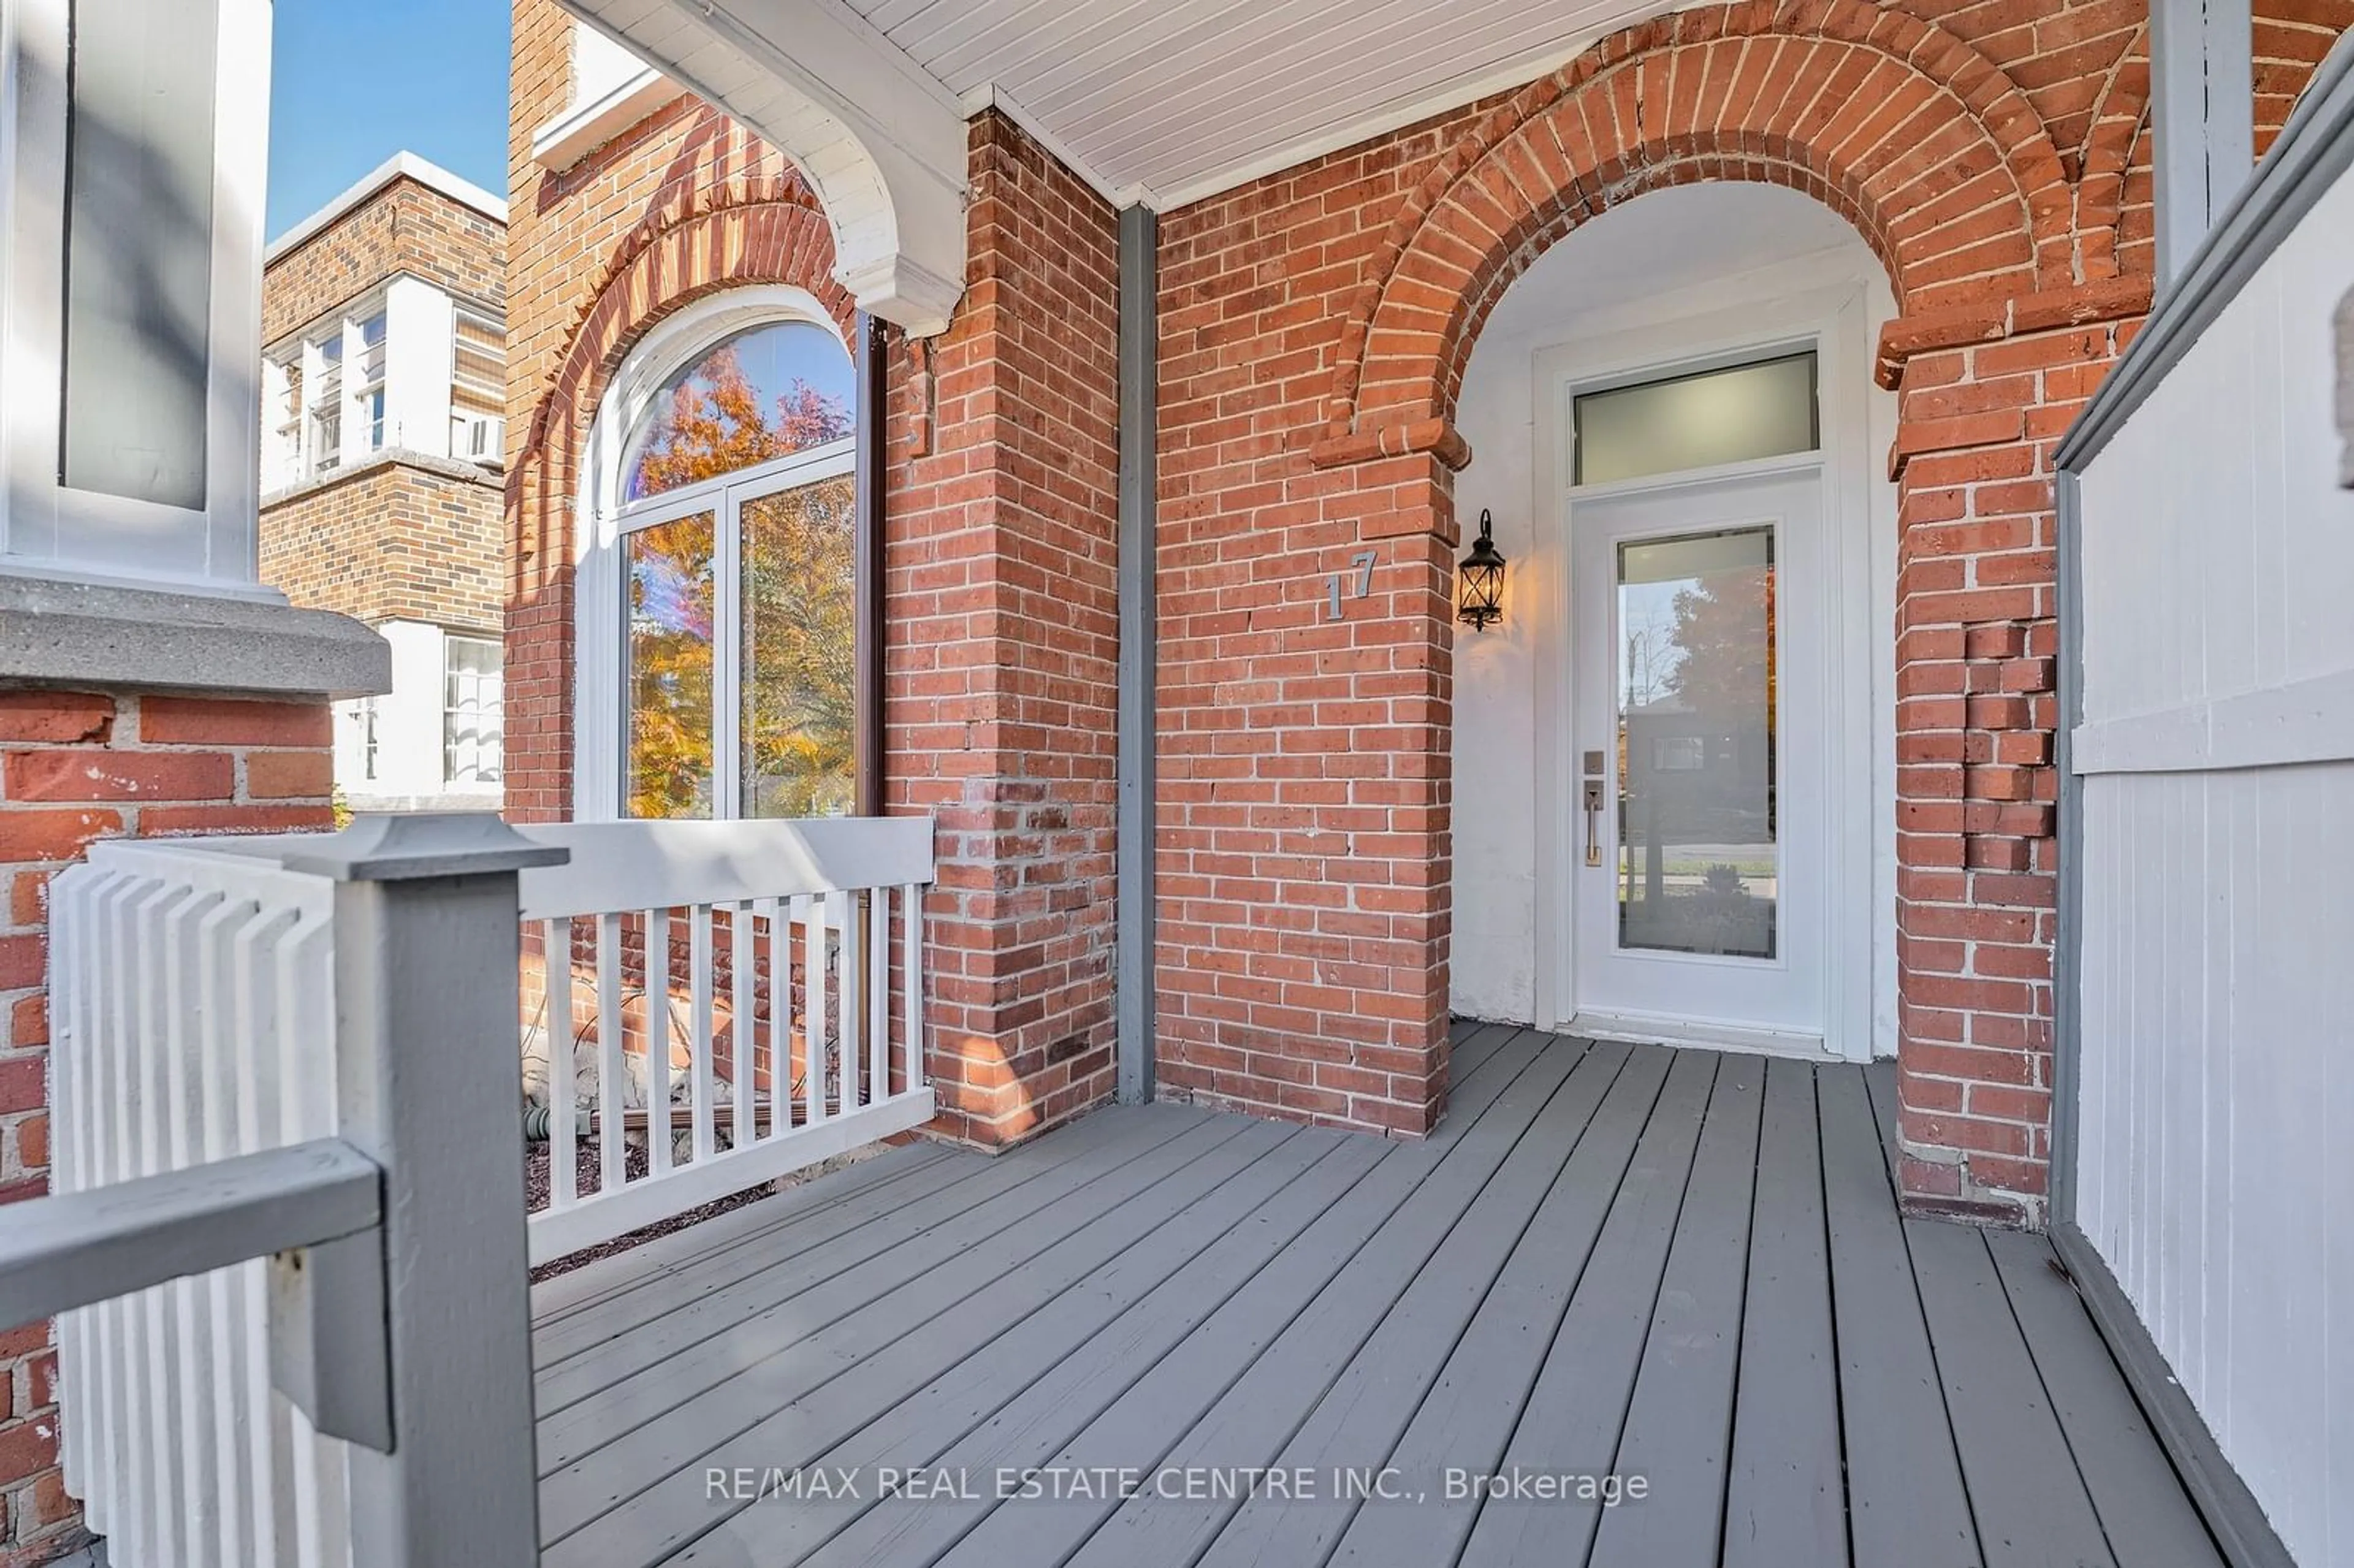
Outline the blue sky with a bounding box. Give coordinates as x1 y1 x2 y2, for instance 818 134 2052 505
267 1 512 240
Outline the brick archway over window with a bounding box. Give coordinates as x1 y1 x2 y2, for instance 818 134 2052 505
508 183 854 824
1313 0 2076 469
524 185 855 496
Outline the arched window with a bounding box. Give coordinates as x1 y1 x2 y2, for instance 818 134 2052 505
575 289 866 821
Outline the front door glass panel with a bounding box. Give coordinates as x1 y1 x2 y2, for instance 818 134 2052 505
1614 526 1777 959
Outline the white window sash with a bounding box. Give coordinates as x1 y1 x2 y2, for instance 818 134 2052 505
592 438 855 821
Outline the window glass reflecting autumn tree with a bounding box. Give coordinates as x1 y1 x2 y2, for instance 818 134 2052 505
620 321 853 501
613 316 858 820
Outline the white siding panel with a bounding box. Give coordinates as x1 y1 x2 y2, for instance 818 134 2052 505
2072 152 2354 1568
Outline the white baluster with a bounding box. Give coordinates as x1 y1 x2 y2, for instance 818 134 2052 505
902 883 925 1092
546 917 576 1207
867 889 888 1104
731 904 752 1149
596 913 625 1196
690 905 715 1162
800 894 826 1127
646 909 671 1176
761 899 785 1141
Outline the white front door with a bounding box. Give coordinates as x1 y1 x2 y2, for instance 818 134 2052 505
1569 467 1832 1053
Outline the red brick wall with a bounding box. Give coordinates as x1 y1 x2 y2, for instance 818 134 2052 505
1147 0 2211 1217
506 0 1122 1145
880 114 1122 1143
0 689 335 1561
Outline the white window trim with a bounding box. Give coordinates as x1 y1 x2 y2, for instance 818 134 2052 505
442 631 505 788
573 284 852 821
1 0 275 599
450 303 506 468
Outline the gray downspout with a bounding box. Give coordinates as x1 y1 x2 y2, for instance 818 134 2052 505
1116 204 1158 1105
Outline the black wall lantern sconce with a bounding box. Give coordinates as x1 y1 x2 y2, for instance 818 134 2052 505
1458 508 1507 630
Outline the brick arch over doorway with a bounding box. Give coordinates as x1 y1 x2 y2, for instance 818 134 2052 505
1153 0 2179 1226
1314 0 2084 468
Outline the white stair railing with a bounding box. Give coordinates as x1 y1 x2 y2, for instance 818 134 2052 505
29 812 937 1567
37 814 563 1568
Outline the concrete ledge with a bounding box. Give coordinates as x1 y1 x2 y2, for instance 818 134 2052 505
261 446 503 509
0 574 390 699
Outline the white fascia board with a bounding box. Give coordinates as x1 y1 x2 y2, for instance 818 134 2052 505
531 67 692 171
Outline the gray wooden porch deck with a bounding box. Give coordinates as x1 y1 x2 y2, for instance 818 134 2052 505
527 1025 2223 1567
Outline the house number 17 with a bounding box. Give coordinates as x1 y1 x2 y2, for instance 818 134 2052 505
1327 550 1378 621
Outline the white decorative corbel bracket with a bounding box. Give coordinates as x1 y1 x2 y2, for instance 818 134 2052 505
560 0 969 338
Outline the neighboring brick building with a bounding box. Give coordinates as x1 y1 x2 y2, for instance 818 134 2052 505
512 0 2352 1230
262 154 509 813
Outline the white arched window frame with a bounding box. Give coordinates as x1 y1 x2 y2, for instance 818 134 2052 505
574 286 858 821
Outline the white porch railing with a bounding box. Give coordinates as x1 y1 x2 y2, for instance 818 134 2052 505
26 812 935 1568
515 818 937 1266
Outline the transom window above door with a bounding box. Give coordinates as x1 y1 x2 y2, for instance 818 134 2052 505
577 289 867 823
1572 351 1819 486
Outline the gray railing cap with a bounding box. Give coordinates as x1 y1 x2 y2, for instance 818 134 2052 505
271 812 571 883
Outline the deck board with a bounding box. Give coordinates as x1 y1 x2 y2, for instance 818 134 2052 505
997 1038 1594 1568
1721 1056 1847 1568
1458 1046 1713 1567
1201 1037 1640 1568
1585 1050 1764 1568
527 1032 2227 1568
543 1110 1256 1551
561 1116 1315 1564
1984 1228 2225 1568
791 1029 1552 1568
1905 1217 2117 1566
1820 1064 1983 1567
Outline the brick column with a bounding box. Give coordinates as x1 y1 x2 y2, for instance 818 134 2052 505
0 688 337 1559
882 113 1123 1147
1154 440 1460 1138
1889 318 2127 1225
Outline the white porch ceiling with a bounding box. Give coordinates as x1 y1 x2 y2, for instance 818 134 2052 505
562 0 1688 333
852 0 1685 208
578 0 1687 213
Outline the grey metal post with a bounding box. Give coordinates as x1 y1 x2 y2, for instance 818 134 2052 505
1116 203 1159 1105
277 814 568 1568
2150 0 2254 286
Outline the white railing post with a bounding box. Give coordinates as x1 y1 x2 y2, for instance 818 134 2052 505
275 814 567 1568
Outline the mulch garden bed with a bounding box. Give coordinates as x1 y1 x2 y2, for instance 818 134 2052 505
524 1138 777 1283
522 1133 883 1284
